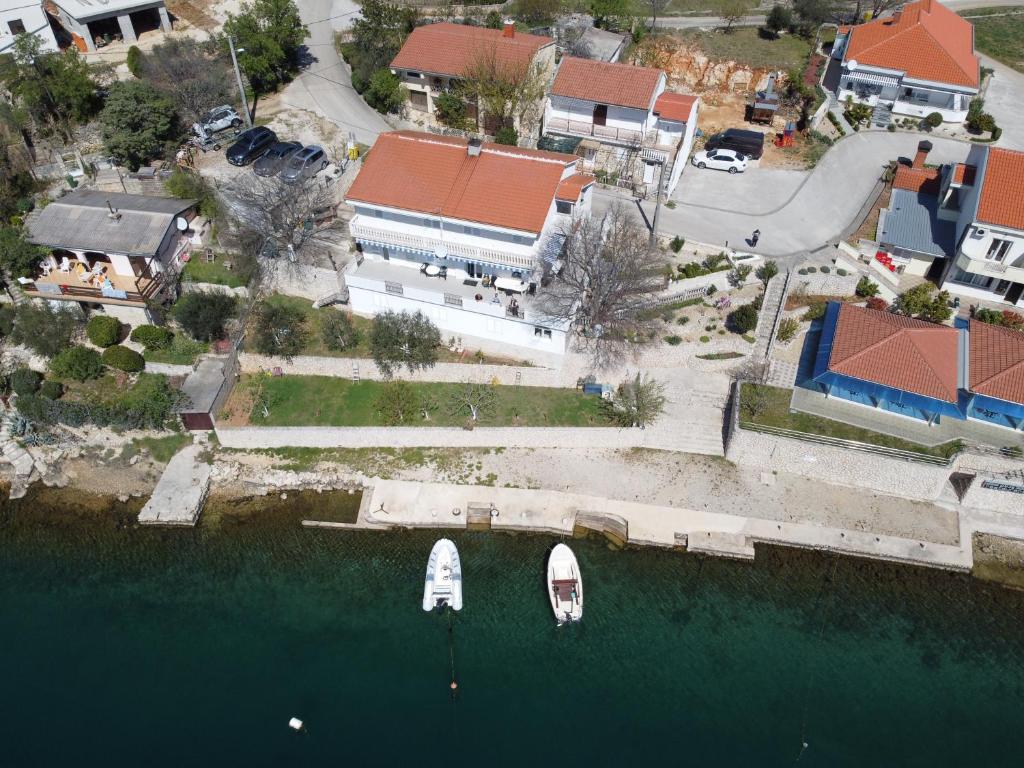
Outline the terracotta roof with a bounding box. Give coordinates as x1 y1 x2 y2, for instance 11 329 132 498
969 319 1024 405
653 92 698 122
390 23 552 78
893 165 942 194
828 303 960 402
555 173 595 201
345 131 576 234
837 25 852 35
976 147 1024 231
952 163 976 185
843 0 978 88
551 57 663 110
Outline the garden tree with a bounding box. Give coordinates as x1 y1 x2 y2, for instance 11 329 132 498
740 381 772 419
321 311 362 352
173 291 238 341
485 10 503 29
729 263 753 287
2 34 98 142
223 0 308 95
894 283 952 323
605 373 667 428
855 276 879 298
792 0 834 31
765 4 792 38
776 316 799 342
49 346 104 381
591 0 630 29
100 81 179 171
364 69 404 114
561 26 593 59
538 204 664 369
755 260 779 288
434 91 470 129
447 380 497 423
10 302 79 358
374 379 421 425
0 139 37 224
165 169 220 220
720 0 750 31
461 47 548 137
644 0 670 30
0 227 47 279
369 310 441 379
729 302 759 333
137 38 233 126
512 0 560 24
349 0 417 89
226 173 341 260
246 370 280 420
251 300 308 357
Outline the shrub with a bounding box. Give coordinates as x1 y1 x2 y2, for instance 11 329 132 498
130 324 174 350
803 302 827 321
102 344 145 372
17 373 182 431
10 303 81 359
887 124 895 132
663 335 682 345
321 312 362 352
699 335 710 343
670 236 685 253
251 300 308 357
865 296 889 311
836 268 848 276
706 284 718 296
806 266 817 273
126 45 142 77
776 317 799 343
50 346 104 381
0 303 14 337
86 315 122 347
39 380 63 400
729 303 759 334
856 276 880 297
9 368 42 396
494 126 518 146
173 292 237 341
820 265 830 273
798 268 808 275
924 112 943 128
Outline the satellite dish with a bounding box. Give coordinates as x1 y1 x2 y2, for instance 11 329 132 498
175 216 189 231
434 245 448 260
847 59 858 71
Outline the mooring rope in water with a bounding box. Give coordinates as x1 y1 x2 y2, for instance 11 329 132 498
795 557 841 764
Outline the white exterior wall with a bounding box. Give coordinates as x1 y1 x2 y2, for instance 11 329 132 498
837 67 975 123
545 72 666 142
663 98 700 198
0 1 58 53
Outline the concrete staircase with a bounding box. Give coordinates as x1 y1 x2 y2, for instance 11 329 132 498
751 272 788 363
871 103 893 129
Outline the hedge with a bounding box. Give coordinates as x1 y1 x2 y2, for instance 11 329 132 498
130 324 173 350
102 344 145 372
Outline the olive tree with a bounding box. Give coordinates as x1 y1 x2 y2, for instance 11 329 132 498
604 373 667 428
369 310 441 379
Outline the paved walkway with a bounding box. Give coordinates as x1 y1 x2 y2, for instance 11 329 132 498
978 54 1024 152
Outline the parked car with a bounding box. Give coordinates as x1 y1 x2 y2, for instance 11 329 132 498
253 141 303 177
703 128 765 160
691 148 748 174
195 105 243 138
280 145 328 183
226 127 277 166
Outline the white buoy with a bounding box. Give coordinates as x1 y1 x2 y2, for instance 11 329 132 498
289 717 304 731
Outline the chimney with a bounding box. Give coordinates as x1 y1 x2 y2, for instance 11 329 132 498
467 138 482 158
503 20 515 38
913 140 932 169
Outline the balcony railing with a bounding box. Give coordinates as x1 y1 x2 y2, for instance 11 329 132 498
349 219 535 270
545 117 647 146
21 271 163 305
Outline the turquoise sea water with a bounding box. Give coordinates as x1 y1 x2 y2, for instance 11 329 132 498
2 489 1024 767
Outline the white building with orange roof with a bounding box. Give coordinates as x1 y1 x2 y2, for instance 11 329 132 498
831 0 979 124
542 56 699 198
342 131 595 354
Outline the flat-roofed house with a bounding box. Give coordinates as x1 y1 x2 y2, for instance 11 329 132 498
22 190 200 323
831 0 979 124
543 57 699 198
390 21 556 137
343 130 595 354
0 1 59 54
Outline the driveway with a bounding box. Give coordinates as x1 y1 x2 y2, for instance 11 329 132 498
978 54 1024 151
598 132 972 259
281 0 390 146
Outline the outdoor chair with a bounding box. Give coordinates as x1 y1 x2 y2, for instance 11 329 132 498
59 257 71 273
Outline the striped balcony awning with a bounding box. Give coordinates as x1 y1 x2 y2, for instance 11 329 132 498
846 72 900 87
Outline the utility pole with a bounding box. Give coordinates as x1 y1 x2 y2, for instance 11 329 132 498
649 156 667 247
228 36 253 129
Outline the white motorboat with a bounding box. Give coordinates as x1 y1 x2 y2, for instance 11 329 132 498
547 543 582 625
422 538 463 612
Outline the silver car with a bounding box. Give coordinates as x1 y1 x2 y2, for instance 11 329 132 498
280 145 328 183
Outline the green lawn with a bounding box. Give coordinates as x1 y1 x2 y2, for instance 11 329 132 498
245 375 607 427
182 257 248 289
962 7 1024 73
740 384 962 459
144 335 209 365
120 433 192 463
677 26 813 70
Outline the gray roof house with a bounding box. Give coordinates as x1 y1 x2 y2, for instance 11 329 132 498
22 189 197 308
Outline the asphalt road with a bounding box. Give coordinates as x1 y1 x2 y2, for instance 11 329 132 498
979 54 1024 152
280 0 390 145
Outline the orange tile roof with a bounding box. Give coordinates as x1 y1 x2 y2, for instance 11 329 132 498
893 165 942 194
976 147 1024 231
555 173 595 201
653 92 698 122
390 23 552 78
968 319 1024 405
952 163 976 185
829 303 960 402
551 57 664 110
843 0 978 88
345 131 577 234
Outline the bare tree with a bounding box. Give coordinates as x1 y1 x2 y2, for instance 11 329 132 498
646 0 670 31
224 173 342 263
137 38 233 125
605 373 667 428
447 380 497 424
538 204 666 369
720 0 750 31
562 27 593 60
460 44 548 137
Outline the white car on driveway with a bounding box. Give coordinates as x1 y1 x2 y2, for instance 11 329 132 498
692 148 749 174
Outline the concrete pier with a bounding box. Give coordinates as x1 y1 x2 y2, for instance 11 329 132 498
138 445 211 526
340 480 975 572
